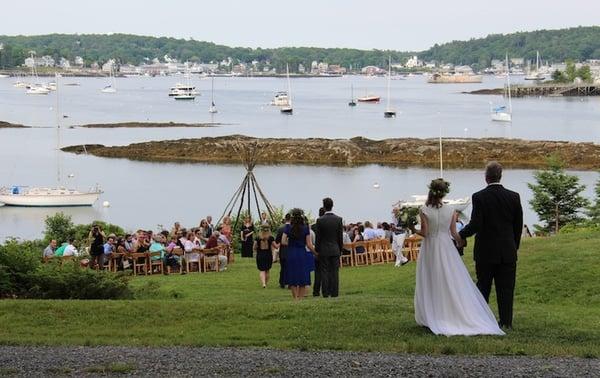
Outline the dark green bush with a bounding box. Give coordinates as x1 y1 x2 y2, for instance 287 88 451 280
0 239 131 299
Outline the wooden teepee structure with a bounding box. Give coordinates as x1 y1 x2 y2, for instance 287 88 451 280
217 140 276 229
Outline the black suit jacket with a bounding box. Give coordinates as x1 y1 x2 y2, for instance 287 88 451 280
315 213 344 257
275 224 288 259
459 184 523 264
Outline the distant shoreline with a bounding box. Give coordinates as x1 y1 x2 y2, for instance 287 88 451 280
0 120 219 129
61 135 600 170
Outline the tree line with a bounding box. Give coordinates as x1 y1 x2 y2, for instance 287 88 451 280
1 26 599 71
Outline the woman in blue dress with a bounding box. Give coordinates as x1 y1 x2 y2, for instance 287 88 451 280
282 208 317 300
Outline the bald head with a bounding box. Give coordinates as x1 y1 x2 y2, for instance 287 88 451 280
485 161 503 184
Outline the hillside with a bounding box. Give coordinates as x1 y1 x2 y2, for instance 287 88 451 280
1 26 599 71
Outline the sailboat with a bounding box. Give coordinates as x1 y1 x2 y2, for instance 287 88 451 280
208 76 217 113
384 56 396 118
0 74 102 207
280 64 293 114
348 84 357 107
491 54 512 123
393 131 470 212
25 53 50 95
524 51 545 81
101 62 117 93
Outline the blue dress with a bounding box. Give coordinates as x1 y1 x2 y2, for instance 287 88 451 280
283 224 311 286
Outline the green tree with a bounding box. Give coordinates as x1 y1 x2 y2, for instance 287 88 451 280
44 212 75 243
528 157 589 233
586 176 600 223
576 65 593 82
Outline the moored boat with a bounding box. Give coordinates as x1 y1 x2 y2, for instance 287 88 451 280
357 95 380 102
0 186 100 207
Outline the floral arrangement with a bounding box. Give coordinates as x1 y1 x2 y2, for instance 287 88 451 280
392 205 420 228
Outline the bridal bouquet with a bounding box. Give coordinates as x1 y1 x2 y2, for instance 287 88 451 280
392 205 420 228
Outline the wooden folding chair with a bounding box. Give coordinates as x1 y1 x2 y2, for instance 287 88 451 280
109 253 124 272
380 239 395 263
404 236 422 261
353 241 368 266
202 247 221 273
166 247 184 274
131 252 149 275
340 243 354 267
148 251 164 274
184 249 202 273
366 240 385 265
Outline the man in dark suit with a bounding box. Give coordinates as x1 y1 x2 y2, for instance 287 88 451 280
458 161 523 329
275 213 291 289
315 197 344 298
311 207 326 297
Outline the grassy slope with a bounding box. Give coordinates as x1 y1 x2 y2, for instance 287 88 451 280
0 231 598 357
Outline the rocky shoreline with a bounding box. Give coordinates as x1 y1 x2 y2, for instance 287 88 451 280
0 121 28 128
62 135 600 170
77 122 219 128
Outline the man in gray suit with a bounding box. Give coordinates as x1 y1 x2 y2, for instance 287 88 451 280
315 197 344 298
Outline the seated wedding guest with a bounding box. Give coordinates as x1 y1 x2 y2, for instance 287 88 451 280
363 221 378 240
54 242 68 257
63 238 79 257
183 231 200 266
205 231 228 272
353 225 366 254
217 227 231 245
260 211 270 226
115 237 131 270
43 239 57 259
382 222 393 242
199 219 211 242
206 215 215 235
220 216 233 242
134 231 150 252
254 225 276 288
193 228 206 248
123 234 135 252
150 235 167 262
171 222 181 237
375 223 386 239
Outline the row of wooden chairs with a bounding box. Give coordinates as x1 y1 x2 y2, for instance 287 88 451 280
339 235 422 268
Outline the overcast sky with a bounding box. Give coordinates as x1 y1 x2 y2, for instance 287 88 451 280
3 0 598 51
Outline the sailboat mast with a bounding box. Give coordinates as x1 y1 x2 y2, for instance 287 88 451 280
55 73 61 185
439 127 443 179
211 75 214 104
286 63 292 106
506 54 512 115
386 56 391 110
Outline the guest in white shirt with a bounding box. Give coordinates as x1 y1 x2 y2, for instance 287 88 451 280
63 238 79 257
363 221 378 240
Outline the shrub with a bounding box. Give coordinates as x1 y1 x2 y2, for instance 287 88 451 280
44 212 75 244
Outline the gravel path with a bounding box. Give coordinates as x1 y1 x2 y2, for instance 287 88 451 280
0 346 598 377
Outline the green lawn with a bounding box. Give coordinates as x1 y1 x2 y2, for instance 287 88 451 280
1 231 599 357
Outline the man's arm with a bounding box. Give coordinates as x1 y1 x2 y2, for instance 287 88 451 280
513 193 524 250
337 218 344 251
459 193 482 239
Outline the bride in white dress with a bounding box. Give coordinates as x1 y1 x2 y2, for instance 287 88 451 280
414 179 504 336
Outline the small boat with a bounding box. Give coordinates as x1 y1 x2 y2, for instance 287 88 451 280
26 85 50 95
491 54 512 123
357 95 380 103
384 56 396 118
280 64 293 114
208 76 217 113
168 83 198 97
0 74 9 78
13 81 29 88
348 84 357 107
101 63 117 93
101 85 116 93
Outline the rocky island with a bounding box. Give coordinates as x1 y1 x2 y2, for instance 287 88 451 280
61 135 600 170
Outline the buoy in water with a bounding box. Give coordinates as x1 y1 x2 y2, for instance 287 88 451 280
102 201 111 208
67 173 75 178
373 182 381 189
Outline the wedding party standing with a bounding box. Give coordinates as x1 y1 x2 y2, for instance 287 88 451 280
458 161 523 330
315 197 344 298
240 217 255 258
254 225 275 288
281 209 316 300
414 178 505 336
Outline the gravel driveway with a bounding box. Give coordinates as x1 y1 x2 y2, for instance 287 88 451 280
0 346 598 377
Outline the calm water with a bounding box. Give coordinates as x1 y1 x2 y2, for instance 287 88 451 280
1 76 599 240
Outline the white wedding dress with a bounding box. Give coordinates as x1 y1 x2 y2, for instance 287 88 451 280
414 204 505 336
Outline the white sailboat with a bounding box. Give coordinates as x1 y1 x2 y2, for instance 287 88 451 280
393 131 470 213
348 84 357 107
0 74 102 207
280 64 293 114
101 62 117 93
208 76 217 113
384 56 396 118
524 51 545 81
25 53 50 95
491 54 512 123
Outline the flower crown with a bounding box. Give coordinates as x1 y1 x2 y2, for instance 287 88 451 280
428 180 450 197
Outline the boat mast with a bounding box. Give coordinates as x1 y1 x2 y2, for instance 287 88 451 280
211 75 214 105
286 63 292 106
55 72 61 185
506 53 512 115
386 56 391 110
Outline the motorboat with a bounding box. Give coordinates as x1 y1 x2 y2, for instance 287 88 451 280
26 85 50 95
357 95 380 103
168 83 198 96
0 186 101 207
